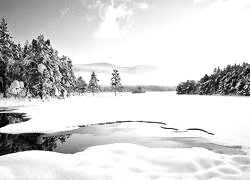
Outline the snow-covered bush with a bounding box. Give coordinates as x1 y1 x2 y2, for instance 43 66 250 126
37 63 46 74
8 80 24 96
19 81 24 88
54 87 60 97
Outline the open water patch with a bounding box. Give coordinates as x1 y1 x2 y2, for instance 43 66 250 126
0 133 71 156
0 113 245 156
51 122 244 155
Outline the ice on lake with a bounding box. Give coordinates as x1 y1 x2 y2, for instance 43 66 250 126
1 92 250 147
1 92 250 180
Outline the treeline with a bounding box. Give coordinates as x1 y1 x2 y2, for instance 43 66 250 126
75 70 123 96
0 18 76 99
176 62 250 96
102 85 176 92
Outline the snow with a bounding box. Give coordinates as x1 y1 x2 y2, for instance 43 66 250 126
0 143 249 180
37 63 46 74
7 80 24 95
1 92 250 147
1 92 250 179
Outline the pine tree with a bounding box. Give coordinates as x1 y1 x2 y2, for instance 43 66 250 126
76 76 87 94
0 18 14 97
26 35 52 99
8 43 23 83
0 19 78 99
88 72 100 96
59 55 76 95
111 69 123 96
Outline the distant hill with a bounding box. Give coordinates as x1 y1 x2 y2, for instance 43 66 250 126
73 62 170 86
73 62 157 75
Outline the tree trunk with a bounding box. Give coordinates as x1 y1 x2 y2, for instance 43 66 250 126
115 91 116 96
1 75 7 98
40 84 43 100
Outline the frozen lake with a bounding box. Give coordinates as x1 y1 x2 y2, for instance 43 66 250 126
1 92 250 180
1 92 250 154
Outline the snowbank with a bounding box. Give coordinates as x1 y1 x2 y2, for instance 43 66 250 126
0 143 249 180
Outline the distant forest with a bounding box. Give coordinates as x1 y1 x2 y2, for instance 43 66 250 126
102 85 176 93
176 63 250 96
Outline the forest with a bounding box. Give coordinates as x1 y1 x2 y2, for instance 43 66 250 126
0 18 77 99
0 18 125 98
176 62 250 96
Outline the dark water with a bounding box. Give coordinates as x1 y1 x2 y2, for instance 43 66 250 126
0 112 30 128
0 111 245 156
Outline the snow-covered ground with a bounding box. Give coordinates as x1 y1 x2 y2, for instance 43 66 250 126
1 92 250 179
1 92 250 147
0 143 250 180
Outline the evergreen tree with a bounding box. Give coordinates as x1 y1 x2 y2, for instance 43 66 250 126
176 80 197 94
27 35 54 99
59 55 76 95
8 43 23 81
111 69 123 96
76 76 87 94
21 35 76 99
176 62 250 96
0 18 14 97
88 72 100 96
0 19 77 99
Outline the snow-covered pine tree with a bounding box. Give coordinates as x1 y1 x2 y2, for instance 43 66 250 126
76 76 87 95
111 69 123 96
0 18 14 97
0 19 77 99
59 55 76 95
88 72 100 96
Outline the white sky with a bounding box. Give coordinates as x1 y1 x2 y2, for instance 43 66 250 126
76 0 250 85
1 0 250 85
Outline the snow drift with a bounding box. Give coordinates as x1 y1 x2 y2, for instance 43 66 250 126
0 143 249 180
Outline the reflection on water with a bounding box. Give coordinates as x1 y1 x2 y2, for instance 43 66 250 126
52 123 245 155
0 112 30 128
0 133 71 156
0 112 71 156
0 107 18 113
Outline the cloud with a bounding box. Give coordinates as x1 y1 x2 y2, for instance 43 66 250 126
95 2 133 39
60 7 70 18
81 0 149 39
138 2 149 10
193 0 212 3
163 0 250 79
